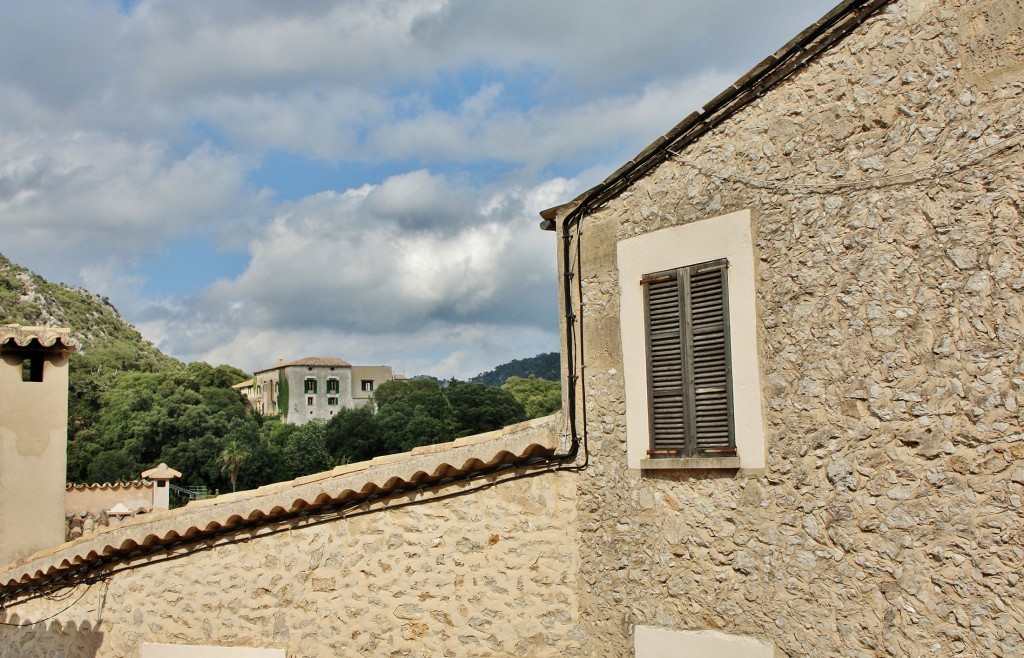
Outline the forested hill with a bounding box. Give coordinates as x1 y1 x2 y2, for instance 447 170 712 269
0 253 178 370
470 352 560 386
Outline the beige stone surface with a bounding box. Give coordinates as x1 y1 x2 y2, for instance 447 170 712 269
555 0 1024 655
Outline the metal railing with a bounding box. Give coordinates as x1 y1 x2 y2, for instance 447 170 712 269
168 483 213 508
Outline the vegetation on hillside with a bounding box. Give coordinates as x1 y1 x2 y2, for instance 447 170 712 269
501 375 562 419
470 352 560 387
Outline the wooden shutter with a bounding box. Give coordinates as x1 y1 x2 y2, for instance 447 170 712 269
643 259 734 457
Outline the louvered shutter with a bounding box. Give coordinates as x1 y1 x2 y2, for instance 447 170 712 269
643 259 735 457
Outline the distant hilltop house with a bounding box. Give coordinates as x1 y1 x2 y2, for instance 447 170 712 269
233 357 397 424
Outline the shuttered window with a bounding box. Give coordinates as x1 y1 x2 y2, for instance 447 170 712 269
642 259 735 458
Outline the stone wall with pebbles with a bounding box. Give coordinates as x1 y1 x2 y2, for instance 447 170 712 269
561 0 1024 655
1 468 581 657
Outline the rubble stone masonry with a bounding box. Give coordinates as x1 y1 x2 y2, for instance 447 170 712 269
1 467 581 657
564 0 1023 655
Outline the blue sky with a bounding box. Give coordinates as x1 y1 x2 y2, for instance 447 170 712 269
0 0 838 378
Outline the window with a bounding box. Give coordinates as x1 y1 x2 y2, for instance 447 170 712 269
304 378 317 394
618 210 765 470
643 259 734 459
307 396 314 405
21 355 43 382
361 380 374 392
326 378 340 394
327 397 339 406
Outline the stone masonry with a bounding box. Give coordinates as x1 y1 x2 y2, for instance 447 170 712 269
558 0 1024 655
1 461 581 657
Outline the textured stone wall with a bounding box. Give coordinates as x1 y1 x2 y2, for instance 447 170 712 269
563 0 1024 655
1 469 581 657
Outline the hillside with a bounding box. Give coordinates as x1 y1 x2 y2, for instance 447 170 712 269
470 352 560 386
0 253 178 368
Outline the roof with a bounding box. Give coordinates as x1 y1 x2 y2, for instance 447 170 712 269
254 357 352 373
540 0 893 223
0 325 79 352
140 463 182 480
0 415 563 599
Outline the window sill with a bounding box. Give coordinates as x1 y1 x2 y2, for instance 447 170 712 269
640 456 741 470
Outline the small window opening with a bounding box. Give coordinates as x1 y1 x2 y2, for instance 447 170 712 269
22 356 44 382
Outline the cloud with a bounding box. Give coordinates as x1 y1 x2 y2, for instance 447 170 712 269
133 170 573 377
0 130 257 284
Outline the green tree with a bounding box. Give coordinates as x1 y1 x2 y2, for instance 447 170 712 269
80 361 254 488
324 405 383 464
218 439 250 493
374 379 456 452
501 376 563 419
444 381 526 436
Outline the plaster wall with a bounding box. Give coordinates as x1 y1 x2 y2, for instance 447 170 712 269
66 482 155 517
557 0 1024 655
0 351 69 566
350 365 394 407
282 365 353 425
1 464 582 657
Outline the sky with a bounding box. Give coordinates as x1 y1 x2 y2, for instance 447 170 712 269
0 0 838 379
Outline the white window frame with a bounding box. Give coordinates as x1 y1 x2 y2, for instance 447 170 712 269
618 209 766 471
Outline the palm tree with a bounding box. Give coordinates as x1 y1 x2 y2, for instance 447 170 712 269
218 440 250 493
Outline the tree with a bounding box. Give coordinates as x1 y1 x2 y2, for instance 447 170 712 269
502 376 562 419
324 405 383 464
444 381 526 436
374 379 456 452
218 439 250 493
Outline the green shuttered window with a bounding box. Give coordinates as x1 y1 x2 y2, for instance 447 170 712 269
642 259 735 457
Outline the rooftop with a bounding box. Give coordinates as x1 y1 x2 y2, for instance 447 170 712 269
0 415 563 600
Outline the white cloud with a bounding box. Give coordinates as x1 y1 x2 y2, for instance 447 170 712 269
137 171 571 376
0 130 257 283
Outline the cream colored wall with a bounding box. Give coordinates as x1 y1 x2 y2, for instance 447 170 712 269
633 626 774 658
1 460 582 657
0 350 69 566
350 365 393 406
65 483 155 517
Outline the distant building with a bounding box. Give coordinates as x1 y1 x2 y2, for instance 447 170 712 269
235 357 396 424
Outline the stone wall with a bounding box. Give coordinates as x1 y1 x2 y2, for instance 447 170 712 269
561 0 1024 655
1 466 581 657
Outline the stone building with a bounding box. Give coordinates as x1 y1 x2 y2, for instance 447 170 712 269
539 0 1024 654
237 357 396 425
2 0 1023 656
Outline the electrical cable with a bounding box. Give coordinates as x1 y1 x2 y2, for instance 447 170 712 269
0 584 93 627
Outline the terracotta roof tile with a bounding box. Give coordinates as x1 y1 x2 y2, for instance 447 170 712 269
0 325 79 351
